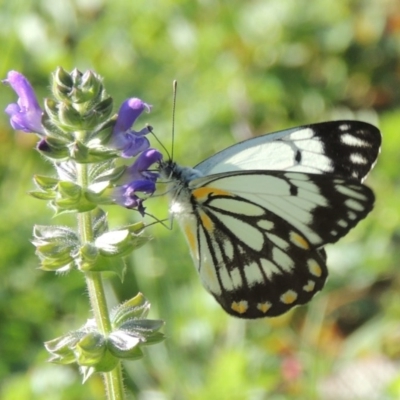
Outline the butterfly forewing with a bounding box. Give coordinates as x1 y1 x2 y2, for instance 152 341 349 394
195 121 381 182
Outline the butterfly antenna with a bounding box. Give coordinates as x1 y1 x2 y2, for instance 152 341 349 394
148 125 170 158
171 80 177 161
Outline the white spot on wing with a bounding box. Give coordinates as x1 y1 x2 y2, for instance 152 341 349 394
272 247 294 272
260 258 281 279
244 262 265 286
345 199 364 211
341 133 370 147
230 268 243 289
348 211 357 220
257 220 274 231
350 153 368 164
223 240 234 260
219 266 233 291
335 184 367 200
303 280 315 292
294 138 324 154
287 127 314 140
265 233 289 250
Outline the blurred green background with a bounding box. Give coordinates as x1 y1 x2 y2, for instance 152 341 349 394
1 0 400 399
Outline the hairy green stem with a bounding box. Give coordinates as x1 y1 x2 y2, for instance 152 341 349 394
76 162 125 400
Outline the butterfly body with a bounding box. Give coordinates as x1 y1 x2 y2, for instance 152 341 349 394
158 121 381 318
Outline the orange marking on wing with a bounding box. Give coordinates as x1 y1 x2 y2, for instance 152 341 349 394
280 290 298 304
290 232 310 250
231 300 248 314
257 302 272 313
203 260 217 284
192 187 232 201
199 211 214 232
303 280 315 292
183 223 198 259
307 259 322 277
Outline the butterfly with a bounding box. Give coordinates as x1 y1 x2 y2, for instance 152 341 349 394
158 120 381 318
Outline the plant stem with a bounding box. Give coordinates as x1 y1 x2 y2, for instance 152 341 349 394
76 162 125 400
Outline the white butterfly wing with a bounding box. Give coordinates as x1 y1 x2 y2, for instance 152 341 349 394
173 171 374 318
195 120 380 182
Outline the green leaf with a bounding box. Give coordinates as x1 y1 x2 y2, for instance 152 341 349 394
107 331 144 360
141 331 165 346
33 225 78 243
112 293 150 327
82 257 126 278
119 319 165 333
45 331 83 364
33 225 78 271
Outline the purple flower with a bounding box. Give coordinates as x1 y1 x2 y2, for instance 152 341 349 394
114 148 163 215
116 180 156 215
125 148 163 183
112 98 153 158
3 71 44 134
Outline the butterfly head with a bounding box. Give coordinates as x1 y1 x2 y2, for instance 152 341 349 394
159 159 203 183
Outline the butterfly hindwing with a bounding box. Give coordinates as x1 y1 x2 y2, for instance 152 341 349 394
193 198 328 317
172 171 375 318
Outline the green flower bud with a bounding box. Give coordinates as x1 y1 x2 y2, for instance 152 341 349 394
112 293 150 327
79 70 104 103
52 67 74 102
75 332 106 366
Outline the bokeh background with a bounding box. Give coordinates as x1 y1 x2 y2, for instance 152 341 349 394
1 1 400 399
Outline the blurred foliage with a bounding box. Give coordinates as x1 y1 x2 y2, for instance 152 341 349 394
1 0 400 399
